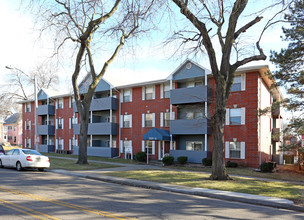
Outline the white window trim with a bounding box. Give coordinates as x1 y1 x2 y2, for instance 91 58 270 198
241 73 246 91
160 112 164 127
226 108 245 125
225 141 245 159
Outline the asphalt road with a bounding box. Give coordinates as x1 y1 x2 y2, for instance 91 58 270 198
0 168 303 220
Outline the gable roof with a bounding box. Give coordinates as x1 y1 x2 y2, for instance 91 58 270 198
167 59 211 81
4 113 21 125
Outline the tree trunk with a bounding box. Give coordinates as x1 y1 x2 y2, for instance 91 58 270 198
210 83 230 180
76 102 91 165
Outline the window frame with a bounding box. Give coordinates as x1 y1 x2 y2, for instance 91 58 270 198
145 113 153 127
186 141 203 151
230 108 242 125
123 89 131 102
123 114 131 128
229 142 241 159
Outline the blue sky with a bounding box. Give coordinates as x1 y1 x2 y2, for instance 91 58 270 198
0 1 289 91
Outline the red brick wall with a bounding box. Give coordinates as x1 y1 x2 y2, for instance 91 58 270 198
119 84 175 159
55 97 74 150
208 71 261 167
22 102 35 149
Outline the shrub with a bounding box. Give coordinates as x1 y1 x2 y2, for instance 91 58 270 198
177 156 188 165
162 156 174 166
135 152 146 162
260 162 274 172
202 158 212 166
226 161 238 168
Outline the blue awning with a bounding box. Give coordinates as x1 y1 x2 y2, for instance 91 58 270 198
143 128 171 141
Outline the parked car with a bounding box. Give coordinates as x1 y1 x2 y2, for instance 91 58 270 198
0 145 5 155
0 149 50 171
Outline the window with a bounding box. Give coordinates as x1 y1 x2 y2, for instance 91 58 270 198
163 83 170 98
57 98 64 109
58 118 63 129
58 139 64 150
186 141 203 151
145 86 154 100
123 140 132 153
145 113 153 127
14 136 16 143
230 108 242 125
8 136 12 140
25 103 31 112
123 115 132 128
225 141 245 159
229 142 241 159
123 89 132 102
8 126 12 130
25 121 30 130
231 75 242 92
144 141 153 154
164 112 170 127
194 112 204 119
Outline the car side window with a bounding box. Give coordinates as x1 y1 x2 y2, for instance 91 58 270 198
12 150 20 155
6 150 14 155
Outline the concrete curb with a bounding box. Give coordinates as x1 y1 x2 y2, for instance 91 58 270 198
50 169 304 213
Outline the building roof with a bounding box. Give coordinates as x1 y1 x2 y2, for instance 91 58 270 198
17 59 282 102
4 113 21 125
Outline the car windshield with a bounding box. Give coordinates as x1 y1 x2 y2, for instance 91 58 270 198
22 150 42 155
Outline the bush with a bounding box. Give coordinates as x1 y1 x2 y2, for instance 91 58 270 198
202 158 212 166
260 162 274 172
177 156 188 165
162 156 174 166
226 161 238 168
135 152 146 162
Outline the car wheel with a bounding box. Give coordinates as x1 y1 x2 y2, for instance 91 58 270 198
38 168 44 172
0 159 3 168
16 162 23 171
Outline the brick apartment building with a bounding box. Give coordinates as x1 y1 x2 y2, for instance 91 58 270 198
20 59 283 168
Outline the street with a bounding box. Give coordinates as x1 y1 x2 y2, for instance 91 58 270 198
0 168 303 220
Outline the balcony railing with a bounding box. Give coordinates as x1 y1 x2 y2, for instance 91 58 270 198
272 128 281 142
37 105 55 115
73 123 118 135
170 118 211 135
73 97 118 112
38 125 55 135
170 86 210 105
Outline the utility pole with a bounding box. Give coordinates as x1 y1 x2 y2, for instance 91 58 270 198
34 74 39 151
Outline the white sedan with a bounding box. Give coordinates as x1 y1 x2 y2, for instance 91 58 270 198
0 149 50 171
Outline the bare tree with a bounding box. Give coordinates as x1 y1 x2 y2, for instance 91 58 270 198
26 0 157 164
170 0 291 180
0 63 59 120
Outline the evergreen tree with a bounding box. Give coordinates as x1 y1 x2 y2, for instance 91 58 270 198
271 0 304 110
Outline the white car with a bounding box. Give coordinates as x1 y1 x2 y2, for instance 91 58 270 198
0 149 50 171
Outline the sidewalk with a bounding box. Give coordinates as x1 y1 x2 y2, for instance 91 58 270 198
49 156 304 212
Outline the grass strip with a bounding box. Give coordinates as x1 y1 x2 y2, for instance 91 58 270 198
44 153 136 164
104 170 304 205
49 158 121 171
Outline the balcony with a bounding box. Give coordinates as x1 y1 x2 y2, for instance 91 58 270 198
72 146 118 158
73 123 118 135
272 128 281 142
73 97 118 112
39 145 55 153
37 105 55 115
170 86 209 105
170 118 211 135
38 125 55 135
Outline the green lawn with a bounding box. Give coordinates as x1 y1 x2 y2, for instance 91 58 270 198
49 158 122 170
104 170 304 205
169 165 304 182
